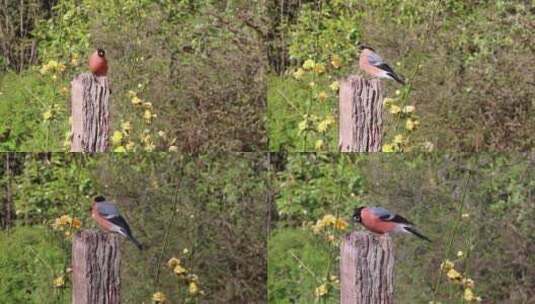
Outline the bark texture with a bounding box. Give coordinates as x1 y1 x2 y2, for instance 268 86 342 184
340 231 394 304
339 75 383 152
71 73 110 152
72 230 120 304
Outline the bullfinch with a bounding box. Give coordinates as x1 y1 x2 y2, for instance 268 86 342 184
88 48 108 76
358 45 405 85
353 206 431 242
91 196 143 250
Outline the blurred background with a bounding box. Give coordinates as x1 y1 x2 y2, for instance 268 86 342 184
0 1 267 152
265 0 534 151
0 152 268 303
268 153 534 303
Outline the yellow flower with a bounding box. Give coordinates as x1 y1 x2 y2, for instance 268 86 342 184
462 278 475 289
188 281 199 295
393 134 405 144
121 121 133 132
334 218 348 230
327 234 335 242
313 63 326 74
293 68 305 79
464 288 476 301
131 96 142 106
383 97 395 107
395 90 401 96
113 146 127 152
158 130 166 138
71 54 79 66
329 81 339 92
405 118 419 131
314 283 328 298
152 291 166 303
403 105 415 113
126 141 135 150
144 141 156 151
382 143 396 152
144 110 153 122
174 265 188 275
42 110 54 121
143 102 153 109
127 90 137 98
71 218 81 229
317 91 328 102
389 105 401 114
317 115 334 133
440 259 454 271
59 215 71 225
167 257 181 269
461 213 470 218
457 251 464 257
53 276 65 288
320 214 337 226
302 59 315 70
183 248 189 255
447 268 462 281
308 81 316 88
330 55 342 68
314 139 324 150
169 145 178 152
111 131 123 145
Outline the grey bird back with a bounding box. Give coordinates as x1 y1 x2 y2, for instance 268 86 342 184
369 207 394 219
96 201 120 217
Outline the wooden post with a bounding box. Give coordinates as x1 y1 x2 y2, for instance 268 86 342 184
339 76 383 152
72 230 120 304
70 73 110 152
340 231 394 304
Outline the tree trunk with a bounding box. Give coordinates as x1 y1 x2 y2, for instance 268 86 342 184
340 231 394 304
72 230 121 304
70 73 110 152
339 76 383 152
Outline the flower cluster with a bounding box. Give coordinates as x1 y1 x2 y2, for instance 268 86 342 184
42 104 62 122
39 60 66 78
111 89 177 152
382 92 433 152
440 259 481 302
152 291 167 303
167 254 203 297
291 56 342 150
51 214 82 237
311 214 348 244
314 275 340 299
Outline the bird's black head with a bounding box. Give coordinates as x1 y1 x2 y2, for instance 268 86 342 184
358 44 375 52
353 207 364 223
94 195 106 202
97 48 106 57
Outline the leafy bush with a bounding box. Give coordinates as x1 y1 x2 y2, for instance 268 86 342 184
0 72 70 151
0 226 69 304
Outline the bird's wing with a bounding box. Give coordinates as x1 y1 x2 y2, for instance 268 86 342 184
375 63 396 74
96 202 120 217
367 51 384 66
370 207 413 225
106 215 133 235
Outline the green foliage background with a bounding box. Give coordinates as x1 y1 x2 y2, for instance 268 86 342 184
0 0 267 152
266 0 534 151
0 153 267 303
268 153 534 303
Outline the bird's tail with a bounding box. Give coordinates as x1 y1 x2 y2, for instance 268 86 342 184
404 226 431 242
387 72 405 85
126 233 144 250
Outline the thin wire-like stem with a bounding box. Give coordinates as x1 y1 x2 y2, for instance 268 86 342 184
153 160 183 288
432 170 472 301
